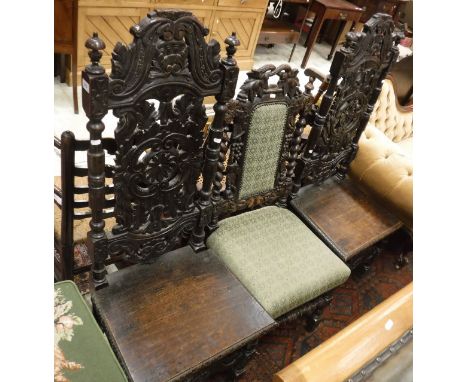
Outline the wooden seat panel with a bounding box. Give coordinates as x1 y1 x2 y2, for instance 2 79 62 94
93 246 275 382
290 177 402 262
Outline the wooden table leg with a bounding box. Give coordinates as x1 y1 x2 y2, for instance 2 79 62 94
301 8 325 68
59 54 66 83
328 19 355 60
72 52 78 114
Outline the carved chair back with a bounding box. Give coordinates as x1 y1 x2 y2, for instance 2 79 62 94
54 131 116 280
294 13 403 189
210 64 307 223
82 9 240 287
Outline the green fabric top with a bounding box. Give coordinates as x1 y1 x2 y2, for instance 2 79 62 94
54 281 128 382
238 102 288 199
207 206 351 318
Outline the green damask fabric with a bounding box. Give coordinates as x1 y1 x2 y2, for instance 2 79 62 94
207 206 351 318
54 281 128 382
238 102 288 199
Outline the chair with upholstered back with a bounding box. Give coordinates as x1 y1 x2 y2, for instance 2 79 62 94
54 131 116 281
206 64 351 324
289 13 408 271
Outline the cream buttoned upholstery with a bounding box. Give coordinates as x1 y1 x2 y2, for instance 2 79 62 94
350 79 413 229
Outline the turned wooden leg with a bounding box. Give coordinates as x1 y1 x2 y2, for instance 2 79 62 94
351 246 382 279
394 251 410 270
305 295 333 332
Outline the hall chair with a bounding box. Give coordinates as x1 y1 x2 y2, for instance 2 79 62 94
206 64 351 325
289 13 408 271
80 10 279 382
54 131 116 281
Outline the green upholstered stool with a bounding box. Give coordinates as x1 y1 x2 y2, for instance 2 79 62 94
54 281 127 382
206 206 351 319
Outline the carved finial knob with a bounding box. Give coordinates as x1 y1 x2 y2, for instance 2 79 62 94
85 32 106 73
225 32 240 61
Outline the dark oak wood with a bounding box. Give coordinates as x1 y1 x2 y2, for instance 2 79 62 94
82 10 240 287
93 246 276 382
290 177 402 262
294 13 403 190
290 14 406 268
54 0 78 113
54 131 116 281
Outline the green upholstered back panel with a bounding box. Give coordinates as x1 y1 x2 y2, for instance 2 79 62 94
238 102 288 200
54 281 128 382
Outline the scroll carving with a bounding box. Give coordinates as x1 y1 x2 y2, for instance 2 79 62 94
83 10 239 266
298 13 403 187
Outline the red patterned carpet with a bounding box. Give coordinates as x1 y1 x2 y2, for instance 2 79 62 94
239 244 413 381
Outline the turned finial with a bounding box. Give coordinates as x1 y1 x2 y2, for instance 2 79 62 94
224 32 240 64
85 32 106 74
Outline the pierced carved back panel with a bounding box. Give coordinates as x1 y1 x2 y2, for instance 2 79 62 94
215 64 306 216
91 10 231 263
302 13 402 185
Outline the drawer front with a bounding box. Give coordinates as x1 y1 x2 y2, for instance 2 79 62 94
210 10 263 57
217 0 268 9
154 0 216 5
326 8 362 21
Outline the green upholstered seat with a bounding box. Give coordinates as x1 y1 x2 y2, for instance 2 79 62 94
54 281 128 382
206 206 351 319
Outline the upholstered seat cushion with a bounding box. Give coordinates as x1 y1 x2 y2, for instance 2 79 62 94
206 206 351 318
54 281 127 382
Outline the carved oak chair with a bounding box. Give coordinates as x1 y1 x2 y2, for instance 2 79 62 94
83 10 275 381
54 131 116 281
206 64 351 325
290 13 408 270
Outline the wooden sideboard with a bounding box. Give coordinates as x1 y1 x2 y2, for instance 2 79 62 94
65 0 269 84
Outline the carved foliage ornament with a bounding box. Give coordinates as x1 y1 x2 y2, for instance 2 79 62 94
304 13 402 185
109 10 223 104
101 10 226 263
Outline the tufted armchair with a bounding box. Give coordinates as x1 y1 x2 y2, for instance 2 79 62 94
350 77 413 229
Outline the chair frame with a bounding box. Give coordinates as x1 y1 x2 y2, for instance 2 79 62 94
210 64 308 225
82 10 240 289
289 13 407 273
293 13 403 190
54 131 116 281
208 65 339 329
